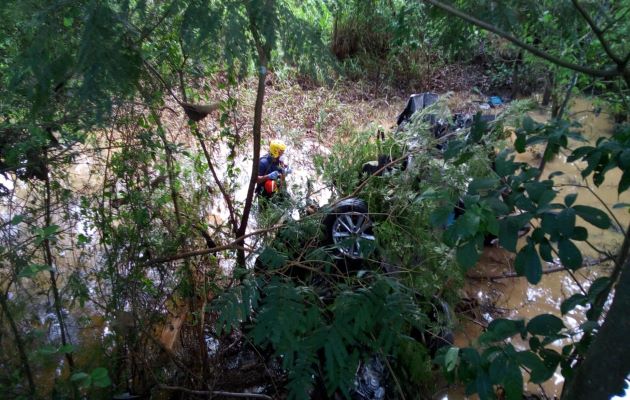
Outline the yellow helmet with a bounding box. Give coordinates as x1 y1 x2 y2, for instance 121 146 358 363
269 140 287 158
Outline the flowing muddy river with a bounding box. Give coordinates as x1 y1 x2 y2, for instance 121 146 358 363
443 97 630 400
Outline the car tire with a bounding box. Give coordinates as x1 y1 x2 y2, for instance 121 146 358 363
322 198 375 260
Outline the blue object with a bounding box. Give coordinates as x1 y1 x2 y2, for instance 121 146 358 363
446 211 456 227
268 171 279 180
489 96 503 107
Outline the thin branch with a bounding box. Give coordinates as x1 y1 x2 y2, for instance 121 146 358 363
143 60 182 106
140 224 285 268
571 0 624 65
191 124 239 235
157 384 273 399
467 256 611 281
602 8 630 33
421 0 621 79
0 291 35 395
43 153 74 370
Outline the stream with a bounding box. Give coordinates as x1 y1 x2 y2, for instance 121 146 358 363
445 97 630 399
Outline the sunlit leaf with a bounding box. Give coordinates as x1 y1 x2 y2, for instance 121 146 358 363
18 263 50 279
445 346 459 372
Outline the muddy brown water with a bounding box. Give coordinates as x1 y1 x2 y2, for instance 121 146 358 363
446 97 630 399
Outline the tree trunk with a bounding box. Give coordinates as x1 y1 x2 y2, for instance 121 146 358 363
0 292 35 395
511 51 522 99
236 65 266 267
542 71 554 106
561 257 630 400
237 7 270 268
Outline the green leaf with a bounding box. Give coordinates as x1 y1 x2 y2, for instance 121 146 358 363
587 277 610 301
456 212 481 238
474 371 494 399
561 294 587 315
483 318 524 342
619 169 630 194
486 216 500 236
619 149 630 168
548 171 565 179
59 344 75 354
556 208 576 237
456 239 480 269
499 213 531 252
42 224 60 237
558 239 583 269
515 243 542 284
516 351 549 384
257 247 287 269
572 205 611 229
38 345 59 355
495 151 518 177
612 203 630 209
568 146 594 162
10 215 24 225
564 193 577 207
445 346 459 372
540 348 561 377
489 352 509 382
430 206 454 227
540 212 558 236
570 227 588 241
460 348 481 369
515 133 526 153
18 263 50 279
90 367 111 388
527 314 565 336
77 233 90 245
63 17 74 27
499 219 518 252
468 178 499 195
70 372 90 383
524 181 552 203
444 139 465 160
522 116 535 131
539 241 553 262
503 362 524 400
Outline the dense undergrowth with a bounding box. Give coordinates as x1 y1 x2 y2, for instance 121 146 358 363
1 0 630 399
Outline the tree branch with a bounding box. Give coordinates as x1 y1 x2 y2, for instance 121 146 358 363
571 0 624 65
191 124 239 236
140 224 284 268
236 8 270 266
157 384 272 399
421 0 621 79
0 290 35 396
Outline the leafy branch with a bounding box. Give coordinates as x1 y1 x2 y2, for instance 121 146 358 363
421 0 630 85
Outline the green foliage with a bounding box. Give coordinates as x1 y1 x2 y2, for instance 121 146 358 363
215 274 437 399
70 367 112 389
437 106 630 397
1 0 629 398
437 313 567 400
